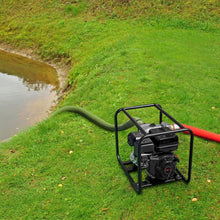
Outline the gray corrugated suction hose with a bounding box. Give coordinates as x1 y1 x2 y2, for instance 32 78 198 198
51 106 142 131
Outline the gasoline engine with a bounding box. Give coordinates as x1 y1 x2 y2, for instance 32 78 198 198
115 104 194 194
128 122 179 181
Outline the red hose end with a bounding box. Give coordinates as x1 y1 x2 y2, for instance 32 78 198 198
182 124 220 143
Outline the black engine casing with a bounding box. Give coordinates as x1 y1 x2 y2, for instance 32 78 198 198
128 123 179 181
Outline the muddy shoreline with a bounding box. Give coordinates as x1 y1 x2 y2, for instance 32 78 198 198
0 43 71 92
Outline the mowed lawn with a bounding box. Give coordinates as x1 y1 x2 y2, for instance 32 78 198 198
0 1 219 219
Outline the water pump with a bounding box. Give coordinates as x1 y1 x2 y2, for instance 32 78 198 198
115 104 194 194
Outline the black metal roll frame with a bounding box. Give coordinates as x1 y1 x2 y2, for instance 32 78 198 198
115 103 194 194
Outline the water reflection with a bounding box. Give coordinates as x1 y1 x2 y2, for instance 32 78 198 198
0 49 59 89
0 49 59 141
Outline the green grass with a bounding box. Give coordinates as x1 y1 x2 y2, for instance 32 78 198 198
0 0 220 219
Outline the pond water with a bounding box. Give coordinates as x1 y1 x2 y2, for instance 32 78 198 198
0 49 59 141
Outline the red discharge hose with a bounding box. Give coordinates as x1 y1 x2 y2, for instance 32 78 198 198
182 124 220 143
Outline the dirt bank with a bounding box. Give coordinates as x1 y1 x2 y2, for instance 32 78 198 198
0 43 71 92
